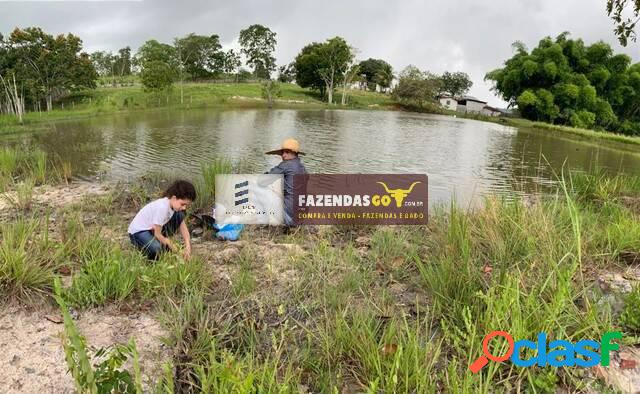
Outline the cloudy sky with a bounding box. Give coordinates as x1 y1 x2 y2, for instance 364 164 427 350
1 0 638 106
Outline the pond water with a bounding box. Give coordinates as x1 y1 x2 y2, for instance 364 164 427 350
3 108 639 206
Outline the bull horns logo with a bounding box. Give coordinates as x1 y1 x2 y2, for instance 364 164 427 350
377 181 422 207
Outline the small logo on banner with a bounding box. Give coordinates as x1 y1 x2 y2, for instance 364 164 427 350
215 174 284 225
294 174 428 225
234 180 249 206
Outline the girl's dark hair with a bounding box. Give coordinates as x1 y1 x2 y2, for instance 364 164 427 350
163 180 197 201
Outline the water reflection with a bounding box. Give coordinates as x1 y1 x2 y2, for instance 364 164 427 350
2 108 639 206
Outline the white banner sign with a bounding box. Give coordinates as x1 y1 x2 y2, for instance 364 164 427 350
214 174 284 225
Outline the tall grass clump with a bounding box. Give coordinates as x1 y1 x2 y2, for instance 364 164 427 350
30 149 47 185
2 177 36 211
64 251 142 308
0 217 61 301
194 158 232 211
0 147 58 187
0 147 18 178
157 288 303 392
415 176 617 392
308 309 441 393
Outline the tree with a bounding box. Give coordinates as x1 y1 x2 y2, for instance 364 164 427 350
137 40 177 97
486 33 640 134
607 0 640 46
222 49 242 81
137 39 176 66
6 27 97 111
439 71 472 97
341 63 360 105
238 24 277 79
140 60 175 97
392 65 441 107
293 37 354 104
174 34 225 80
277 63 295 83
0 73 24 123
358 58 393 91
90 51 112 77
91 48 131 86
114 46 132 77
293 42 326 95
318 38 354 104
261 79 281 108
174 34 225 103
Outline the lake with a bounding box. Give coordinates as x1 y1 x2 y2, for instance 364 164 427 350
3 108 639 206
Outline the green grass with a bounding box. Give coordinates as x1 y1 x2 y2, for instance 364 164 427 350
461 113 640 146
194 158 233 211
0 147 68 191
0 82 394 135
395 102 640 146
55 279 144 393
0 217 62 301
1 167 639 391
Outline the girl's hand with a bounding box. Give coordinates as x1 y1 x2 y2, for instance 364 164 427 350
183 245 191 260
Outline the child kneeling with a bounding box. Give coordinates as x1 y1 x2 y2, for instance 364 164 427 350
128 180 196 260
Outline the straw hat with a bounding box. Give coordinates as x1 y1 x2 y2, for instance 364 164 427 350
265 138 305 155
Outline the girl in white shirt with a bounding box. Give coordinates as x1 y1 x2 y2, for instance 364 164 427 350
128 180 196 260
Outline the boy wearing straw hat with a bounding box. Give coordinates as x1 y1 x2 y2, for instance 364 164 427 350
265 138 307 227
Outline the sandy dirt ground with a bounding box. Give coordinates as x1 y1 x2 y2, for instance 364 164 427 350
0 304 169 393
0 182 111 210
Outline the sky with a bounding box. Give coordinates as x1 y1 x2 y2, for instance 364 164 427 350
1 0 638 107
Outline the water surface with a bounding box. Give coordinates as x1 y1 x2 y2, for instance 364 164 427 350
3 109 639 205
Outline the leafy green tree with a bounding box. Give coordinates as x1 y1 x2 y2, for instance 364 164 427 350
607 0 640 46
91 47 131 86
392 65 441 107
439 71 472 97
486 33 640 134
137 40 177 96
222 49 242 81
277 63 295 83
6 27 97 111
293 42 326 95
140 60 175 96
173 34 225 103
174 34 225 80
236 68 252 82
137 39 176 66
114 47 132 77
238 24 277 79
317 37 353 104
90 51 113 77
358 58 393 91
293 37 354 104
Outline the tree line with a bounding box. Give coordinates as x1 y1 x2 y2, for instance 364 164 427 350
3 22 636 135
0 24 472 117
0 27 97 122
486 32 640 135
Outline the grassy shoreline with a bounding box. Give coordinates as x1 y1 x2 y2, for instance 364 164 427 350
484 116 640 146
3 83 638 149
395 103 640 147
0 82 394 135
1 147 640 392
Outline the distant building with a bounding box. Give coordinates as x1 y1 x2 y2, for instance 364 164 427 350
456 96 487 114
438 95 458 111
481 105 502 117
